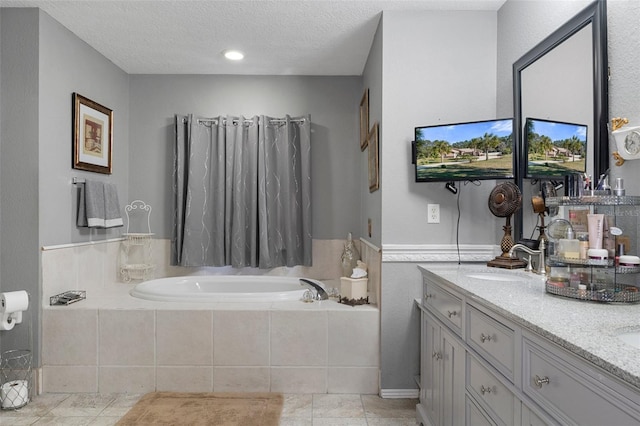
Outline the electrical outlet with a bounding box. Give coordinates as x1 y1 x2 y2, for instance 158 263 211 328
427 204 440 223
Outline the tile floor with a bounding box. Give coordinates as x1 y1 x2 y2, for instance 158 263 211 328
0 392 418 425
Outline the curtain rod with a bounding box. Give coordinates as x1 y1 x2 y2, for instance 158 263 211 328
193 117 306 125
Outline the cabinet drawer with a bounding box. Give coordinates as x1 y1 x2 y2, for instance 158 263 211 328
522 335 640 425
467 305 515 382
423 279 462 333
467 354 515 426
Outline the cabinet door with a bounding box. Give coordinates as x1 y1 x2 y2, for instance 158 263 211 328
441 324 466 426
466 395 496 426
521 404 553 426
423 312 441 426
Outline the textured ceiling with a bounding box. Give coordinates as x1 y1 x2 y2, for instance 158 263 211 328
0 0 507 75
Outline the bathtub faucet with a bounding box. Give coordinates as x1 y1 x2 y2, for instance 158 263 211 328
299 279 328 300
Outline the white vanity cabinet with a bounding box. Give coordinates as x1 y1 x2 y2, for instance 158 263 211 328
417 265 640 426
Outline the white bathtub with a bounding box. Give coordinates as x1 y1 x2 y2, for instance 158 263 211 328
130 275 314 303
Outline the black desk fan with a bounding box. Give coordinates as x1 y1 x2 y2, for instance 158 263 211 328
487 182 527 269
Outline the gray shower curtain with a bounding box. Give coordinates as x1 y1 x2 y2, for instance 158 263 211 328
173 114 312 268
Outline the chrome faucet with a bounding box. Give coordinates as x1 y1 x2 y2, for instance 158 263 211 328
299 279 329 300
508 239 546 275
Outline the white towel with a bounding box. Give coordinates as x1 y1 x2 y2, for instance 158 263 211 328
77 180 123 228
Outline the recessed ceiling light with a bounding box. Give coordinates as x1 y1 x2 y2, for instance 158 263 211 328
223 50 244 61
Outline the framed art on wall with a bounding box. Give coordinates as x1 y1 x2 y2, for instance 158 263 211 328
360 89 369 151
368 122 379 192
73 93 113 174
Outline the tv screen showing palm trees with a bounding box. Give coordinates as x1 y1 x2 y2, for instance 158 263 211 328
413 118 514 182
525 117 587 179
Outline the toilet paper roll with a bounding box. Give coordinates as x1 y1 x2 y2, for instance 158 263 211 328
0 291 29 313
0 316 16 331
1 380 29 409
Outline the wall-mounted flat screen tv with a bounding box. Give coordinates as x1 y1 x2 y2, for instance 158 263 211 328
524 117 587 179
413 118 514 182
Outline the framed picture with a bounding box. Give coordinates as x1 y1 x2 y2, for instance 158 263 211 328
368 122 379 192
359 89 369 151
73 93 113 174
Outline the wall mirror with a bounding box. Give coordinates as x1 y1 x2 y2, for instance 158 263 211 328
513 0 608 241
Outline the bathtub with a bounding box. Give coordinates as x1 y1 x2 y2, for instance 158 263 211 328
130 275 314 303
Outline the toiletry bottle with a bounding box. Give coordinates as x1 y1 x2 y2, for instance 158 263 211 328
614 178 625 196
578 233 589 260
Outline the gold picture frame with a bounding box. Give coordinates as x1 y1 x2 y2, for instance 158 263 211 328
368 122 379 192
359 89 369 151
73 93 113 174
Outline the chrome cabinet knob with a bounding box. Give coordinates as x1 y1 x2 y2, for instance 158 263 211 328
447 310 457 318
480 333 492 343
534 375 550 388
480 385 492 395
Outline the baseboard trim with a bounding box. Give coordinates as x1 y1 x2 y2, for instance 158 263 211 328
382 244 499 263
380 388 420 399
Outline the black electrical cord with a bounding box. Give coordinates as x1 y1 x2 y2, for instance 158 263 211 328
455 183 461 264
450 180 482 264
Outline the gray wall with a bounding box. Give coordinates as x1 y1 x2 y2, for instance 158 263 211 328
128 75 362 240
375 10 499 391
360 19 383 248
382 10 501 246
0 9 40 356
607 0 640 192
0 9 129 361
496 1 593 119
39 11 130 247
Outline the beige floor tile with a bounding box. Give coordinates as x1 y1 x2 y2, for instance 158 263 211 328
49 393 117 417
0 416 41 425
280 393 313 418
99 393 143 417
33 417 98 425
0 392 70 417
312 419 368 425
278 418 312 426
361 395 418 418
312 394 365 418
367 418 418 425
15 392 419 425
88 417 122 426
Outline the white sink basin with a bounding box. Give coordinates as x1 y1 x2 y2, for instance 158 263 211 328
466 273 525 282
616 330 640 349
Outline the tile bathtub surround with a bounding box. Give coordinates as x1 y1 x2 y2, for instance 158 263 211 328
40 237 382 395
41 237 382 306
0 393 418 425
42 305 380 394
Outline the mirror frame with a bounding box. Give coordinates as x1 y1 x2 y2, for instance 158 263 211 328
513 0 608 241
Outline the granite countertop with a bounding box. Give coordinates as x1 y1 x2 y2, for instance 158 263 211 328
418 263 640 391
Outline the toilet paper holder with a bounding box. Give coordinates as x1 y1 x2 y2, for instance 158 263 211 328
0 291 29 332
